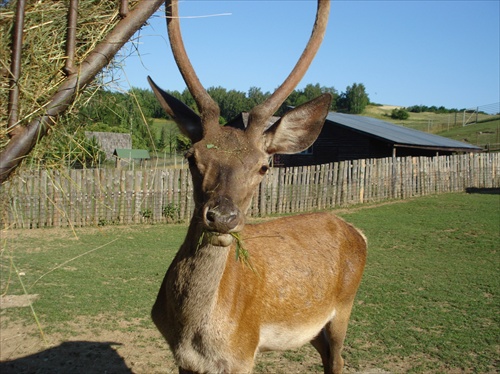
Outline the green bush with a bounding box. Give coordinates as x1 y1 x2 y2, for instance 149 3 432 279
162 203 181 223
391 108 410 120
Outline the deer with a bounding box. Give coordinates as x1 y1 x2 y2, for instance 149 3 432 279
148 1 367 373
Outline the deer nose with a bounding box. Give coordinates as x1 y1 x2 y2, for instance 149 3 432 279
204 197 241 233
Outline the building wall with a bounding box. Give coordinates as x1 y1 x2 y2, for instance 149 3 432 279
85 132 132 160
276 123 386 166
275 121 457 167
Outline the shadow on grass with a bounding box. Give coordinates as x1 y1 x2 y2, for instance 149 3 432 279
465 187 500 195
0 341 132 374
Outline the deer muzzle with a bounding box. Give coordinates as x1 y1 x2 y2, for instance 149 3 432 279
203 196 243 235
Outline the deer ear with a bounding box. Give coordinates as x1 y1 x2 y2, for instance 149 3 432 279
147 76 203 143
263 93 332 155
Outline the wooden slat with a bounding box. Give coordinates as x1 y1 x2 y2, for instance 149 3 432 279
1 154 499 228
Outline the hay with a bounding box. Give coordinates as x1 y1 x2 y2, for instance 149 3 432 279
0 0 140 157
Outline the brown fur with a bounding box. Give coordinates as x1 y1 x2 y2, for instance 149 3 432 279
149 2 366 372
152 213 366 373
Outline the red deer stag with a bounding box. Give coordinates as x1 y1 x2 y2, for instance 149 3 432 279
149 1 366 373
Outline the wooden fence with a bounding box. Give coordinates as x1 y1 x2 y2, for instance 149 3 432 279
1 153 499 229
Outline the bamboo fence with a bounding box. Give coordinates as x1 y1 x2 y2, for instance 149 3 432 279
1 153 498 229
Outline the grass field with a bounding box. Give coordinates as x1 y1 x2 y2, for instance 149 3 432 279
364 104 498 128
436 120 500 149
1 192 498 373
364 105 499 145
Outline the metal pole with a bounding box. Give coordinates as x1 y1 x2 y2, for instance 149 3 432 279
63 0 78 76
8 0 26 135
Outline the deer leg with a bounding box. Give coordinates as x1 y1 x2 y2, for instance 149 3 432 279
325 303 356 374
311 328 332 374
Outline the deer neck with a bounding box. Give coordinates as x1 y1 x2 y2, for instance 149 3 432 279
169 211 232 319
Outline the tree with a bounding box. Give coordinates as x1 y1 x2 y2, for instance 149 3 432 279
247 87 269 108
278 84 338 115
319 86 339 111
158 126 168 151
74 89 154 150
303 83 324 102
71 135 106 169
206 86 229 123
181 88 196 112
337 83 369 114
220 89 248 123
129 87 165 119
206 87 249 123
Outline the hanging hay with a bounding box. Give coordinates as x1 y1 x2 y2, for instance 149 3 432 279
0 0 140 156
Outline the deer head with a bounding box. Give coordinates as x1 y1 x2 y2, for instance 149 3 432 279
148 0 332 246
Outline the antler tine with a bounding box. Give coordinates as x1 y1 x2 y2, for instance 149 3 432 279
248 0 330 136
166 0 220 129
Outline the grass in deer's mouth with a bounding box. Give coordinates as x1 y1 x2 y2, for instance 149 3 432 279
229 232 248 262
199 230 256 271
230 232 257 273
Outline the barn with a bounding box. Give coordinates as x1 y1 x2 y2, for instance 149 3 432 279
274 112 483 167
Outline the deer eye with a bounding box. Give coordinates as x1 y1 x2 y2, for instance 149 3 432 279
259 165 269 175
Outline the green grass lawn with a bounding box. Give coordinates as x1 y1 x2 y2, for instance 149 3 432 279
1 192 498 372
338 192 499 372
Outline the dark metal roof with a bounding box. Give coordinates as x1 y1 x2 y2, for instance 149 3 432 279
326 112 482 151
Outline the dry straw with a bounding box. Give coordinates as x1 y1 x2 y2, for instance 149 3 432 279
0 0 139 161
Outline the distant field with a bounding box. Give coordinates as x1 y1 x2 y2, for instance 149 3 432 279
150 118 177 139
437 119 499 149
365 105 498 131
150 118 180 159
364 105 499 148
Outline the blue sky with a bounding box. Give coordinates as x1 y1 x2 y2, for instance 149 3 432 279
118 1 500 111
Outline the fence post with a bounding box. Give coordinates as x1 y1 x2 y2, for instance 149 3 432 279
2 154 500 228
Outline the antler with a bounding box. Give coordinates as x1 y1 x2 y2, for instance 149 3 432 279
165 0 330 137
247 0 330 137
166 0 220 134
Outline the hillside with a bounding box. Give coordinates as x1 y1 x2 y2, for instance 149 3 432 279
363 105 499 150
436 120 499 149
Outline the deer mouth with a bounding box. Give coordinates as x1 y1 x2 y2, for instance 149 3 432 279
206 232 235 247
202 218 244 248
